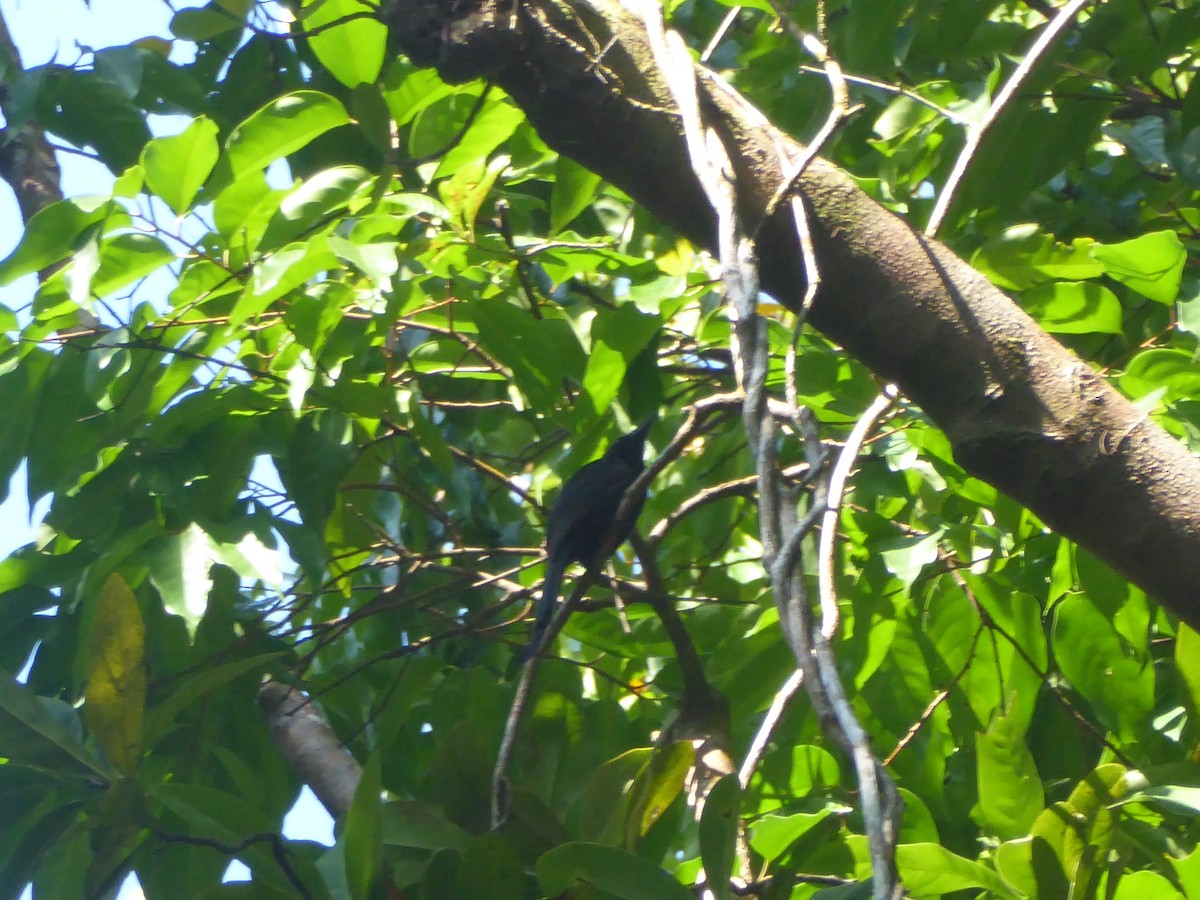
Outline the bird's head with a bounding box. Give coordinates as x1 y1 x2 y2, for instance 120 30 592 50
606 415 654 468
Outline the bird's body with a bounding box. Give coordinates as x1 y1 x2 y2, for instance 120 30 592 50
525 418 653 657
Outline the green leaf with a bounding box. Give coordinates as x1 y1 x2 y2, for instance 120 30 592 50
261 165 373 250
1119 784 1200 817
1092 231 1187 305
0 671 112 779
434 99 525 178
469 299 583 409
994 836 1041 898
583 304 661 417
551 156 603 233
51 71 152 171
749 811 833 862
302 0 387 88
144 652 286 743
142 116 221 214
1112 870 1185 900
344 754 381 900
407 89 487 160
381 66 458 127
170 6 243 40
579 748 654 843
971 226 1104 290
1170 847 1200 898
1120 349 1200 404
628 741 692 841
380 800 471 851
698 775 739 900
976 710 1044 839
274 410 356 536
30 827 91 899
537 842 693 900
895 843 1020 897
92 47 146 99
151 782 301 891
1020 281 1123 334
226 91 352 178
92 233 175 297
145 525 219 628
1177 625 1200 719
1052 595 1153 742
452 832 525 900
83 574 145 775
233 237 338 324
0 796 86 894
788 744 842 796
438 154 510 239
0 198 108 286
1059 764 1130 895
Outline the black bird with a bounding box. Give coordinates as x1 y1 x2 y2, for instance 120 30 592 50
525 417 654 658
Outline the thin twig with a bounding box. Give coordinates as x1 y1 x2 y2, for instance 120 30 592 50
738 667 804 788
796 66 968 124
701 6 742 63
817 387 896 640
925 0 1093 236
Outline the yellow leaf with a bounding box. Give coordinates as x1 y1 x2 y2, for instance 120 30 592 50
84 574 146 774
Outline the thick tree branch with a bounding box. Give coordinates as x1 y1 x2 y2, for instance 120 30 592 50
259 679 362 821
382 0 1200 629
0 12 63 227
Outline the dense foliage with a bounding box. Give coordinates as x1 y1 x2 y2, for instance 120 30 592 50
1 0 1200 898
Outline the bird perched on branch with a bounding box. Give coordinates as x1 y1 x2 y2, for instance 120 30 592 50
524 416 655 659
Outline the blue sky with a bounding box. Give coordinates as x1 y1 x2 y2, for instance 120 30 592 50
0 1 336 895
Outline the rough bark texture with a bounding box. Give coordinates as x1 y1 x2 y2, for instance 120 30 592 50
383 0 1200 628
0 13 63 232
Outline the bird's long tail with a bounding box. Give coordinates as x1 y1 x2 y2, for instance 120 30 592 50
523 555 567 661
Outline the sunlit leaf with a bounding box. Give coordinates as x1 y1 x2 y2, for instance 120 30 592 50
302 0 386 88
1092 231 1187 305
226 91 351 178
142 116 221 214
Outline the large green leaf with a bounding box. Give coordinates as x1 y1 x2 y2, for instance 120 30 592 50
0 199 108 286
302 0 387 88
1092 231 1187 305
895 842 1020 897
343 753 381 900
976 710 1044 840
142 116 221 214
1052 595 1153 742
226 90 351 177
0 671 112 780
582 303 661 417
261 165 373 250
1020 281 1123 334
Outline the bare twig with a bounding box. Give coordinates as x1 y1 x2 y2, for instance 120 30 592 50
738 666 803 788
700 6 742 63
925 0 1093 236
817 387 897 640
796 66 967 124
